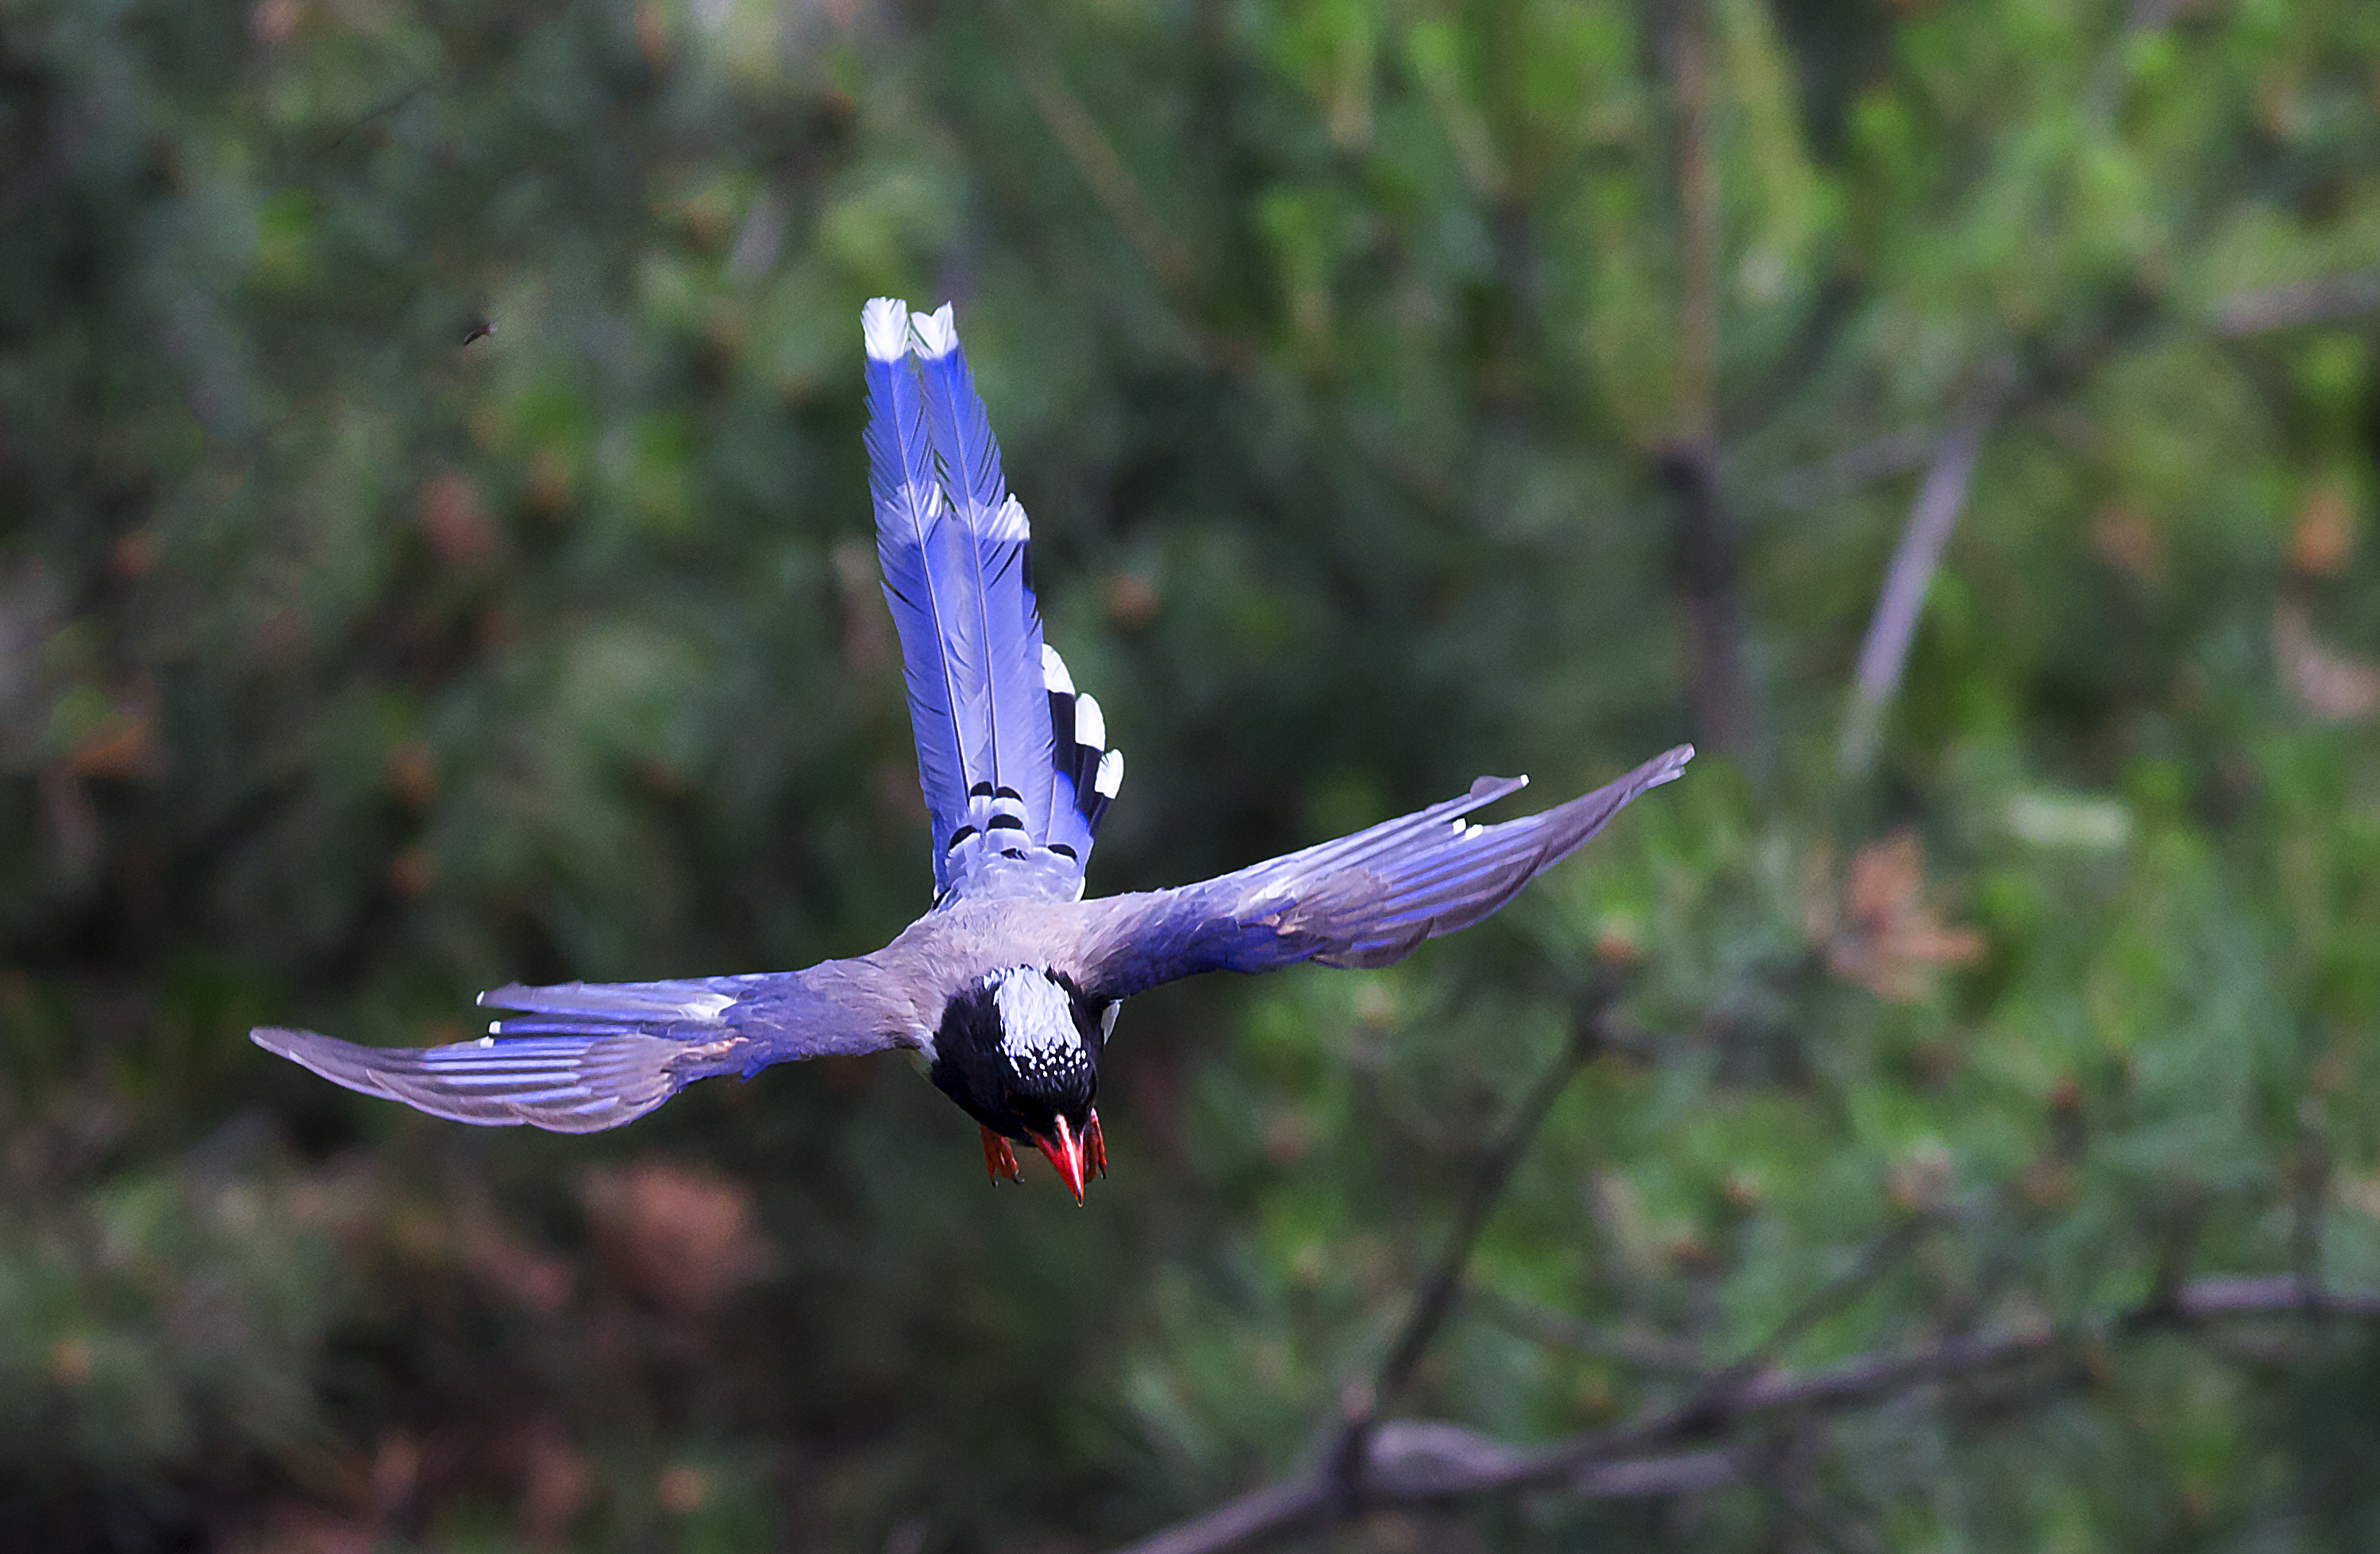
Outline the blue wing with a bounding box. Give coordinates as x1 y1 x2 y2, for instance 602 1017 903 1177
1071 745 1693 998
252 962 911 1133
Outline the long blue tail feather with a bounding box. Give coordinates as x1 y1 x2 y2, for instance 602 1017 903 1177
866 299 1126 894
911 304 1055 847
865 299 984 885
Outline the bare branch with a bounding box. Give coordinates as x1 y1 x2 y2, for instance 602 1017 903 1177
1769 426 1942 512
2212 269 2380 337
1573 1447 1740 1498
1103 1276 2380 1554
2170 1274 2380 1321
1111 1479 1329 1554
1371 1421 1742 1501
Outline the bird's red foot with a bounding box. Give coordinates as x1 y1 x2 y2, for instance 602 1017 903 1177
980 1124 1022 1183
1084 1108 1108 1181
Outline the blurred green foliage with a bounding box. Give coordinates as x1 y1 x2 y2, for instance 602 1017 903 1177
3 0 2380 1548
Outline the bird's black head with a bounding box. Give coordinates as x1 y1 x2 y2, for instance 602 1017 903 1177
928 966 1115 1201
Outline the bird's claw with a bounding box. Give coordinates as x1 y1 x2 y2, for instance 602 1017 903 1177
1084 1107 1107 1181
980 1124 1022 1183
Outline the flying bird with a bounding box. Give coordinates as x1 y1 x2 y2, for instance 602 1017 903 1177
254 299 1692 1202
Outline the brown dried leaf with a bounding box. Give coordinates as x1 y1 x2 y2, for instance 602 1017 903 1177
249 0 306 46
387 846 437 898
522 1425 594 1548
387 739 437 808
525 445 576 520
2289 480 2355 578
2091 499 2164 581
69 705 157 779
419 471 496 567
443 1186 576 1314
584 1161 768 1316
1811 831 1985 1002
2274 602 2380 721
233 1505 375 1554
1106 569 1159 630
110 530 157 580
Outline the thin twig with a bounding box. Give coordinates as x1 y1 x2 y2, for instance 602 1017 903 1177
1664 0 1755 762
317 79 432 153
1377 1003 1609 1401
1737 1425 1890 1554
1678 1211 1934 1420
1673 0 1718 453
1769 426 1942 512
1837 384 2001 777
1103 1275 2380 1554
1467 1286 1709 1378
1327 987 1613 1506
2174 1274 2380 1321
1001 29 1200 301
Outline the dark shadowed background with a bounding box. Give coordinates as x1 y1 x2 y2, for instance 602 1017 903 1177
4 0 2380 1549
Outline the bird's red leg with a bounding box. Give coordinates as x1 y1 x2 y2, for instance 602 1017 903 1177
980 1124 1022 1183
1084 1108 1107 1180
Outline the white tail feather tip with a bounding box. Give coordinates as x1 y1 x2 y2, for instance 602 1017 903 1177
1096 747 1124 798
1074 693 1105 752
911 303 959 358
985 493 1030 542
862 298 911 361
1042 644 1075 696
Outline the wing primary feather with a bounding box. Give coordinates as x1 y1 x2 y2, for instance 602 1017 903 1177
253 962 912 1132
252 1025 695 1133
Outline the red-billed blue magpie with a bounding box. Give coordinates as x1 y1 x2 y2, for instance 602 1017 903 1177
254 300 1692 1202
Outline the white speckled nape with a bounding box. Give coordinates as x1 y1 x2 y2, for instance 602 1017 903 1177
989 966 1082 1068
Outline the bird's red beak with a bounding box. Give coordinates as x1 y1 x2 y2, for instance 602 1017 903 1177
1028 1109 1109 1204
1034 1114 1091 1205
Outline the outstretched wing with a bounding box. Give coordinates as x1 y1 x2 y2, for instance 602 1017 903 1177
1070 744 1693 999
252 959 912 1134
